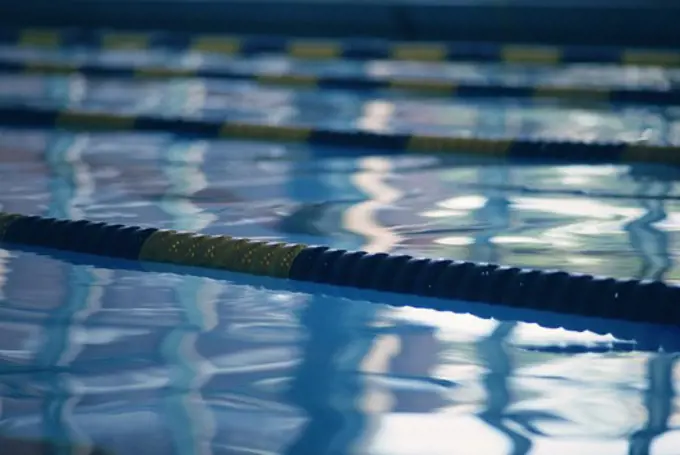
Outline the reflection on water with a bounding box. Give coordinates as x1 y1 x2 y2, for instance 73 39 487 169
0 250 677 455
2 72 680 144
1 127 680 453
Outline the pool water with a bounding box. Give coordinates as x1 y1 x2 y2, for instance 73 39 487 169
0 41 679 454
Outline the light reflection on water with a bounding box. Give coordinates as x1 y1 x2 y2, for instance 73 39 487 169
0 252 677 454
0 128 679 454
1 71 680 144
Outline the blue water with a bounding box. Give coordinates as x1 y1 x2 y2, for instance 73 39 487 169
1 45 680 454
1 73 680 144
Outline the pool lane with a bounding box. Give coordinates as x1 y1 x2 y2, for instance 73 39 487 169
0 73 679 149
2 127 680 282
0 45 679 104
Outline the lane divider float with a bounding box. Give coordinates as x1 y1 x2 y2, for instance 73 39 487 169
2 59 677 106
7 241 680 351
5 27 680 67
0 104 678 164
0 211 678 326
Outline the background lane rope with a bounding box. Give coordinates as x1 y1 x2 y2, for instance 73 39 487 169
7 27 680 67
1 59 676 106
0 104 677 165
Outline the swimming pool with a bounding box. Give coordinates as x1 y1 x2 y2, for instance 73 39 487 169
0 28 679 455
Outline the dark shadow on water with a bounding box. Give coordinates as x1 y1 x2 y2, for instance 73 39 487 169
283 295 377 455
628 354 678 455
477 321 533 455
624 168 675 282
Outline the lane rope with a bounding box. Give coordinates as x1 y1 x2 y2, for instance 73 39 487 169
2 59 677 106
6 240 680 352
0 104 678 164
0 211 678 326
5 27 680 67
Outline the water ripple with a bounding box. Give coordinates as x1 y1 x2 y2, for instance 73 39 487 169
0 118 679 453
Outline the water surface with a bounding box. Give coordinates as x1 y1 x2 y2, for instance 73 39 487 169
0 45 679 455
